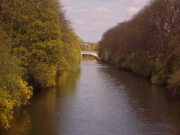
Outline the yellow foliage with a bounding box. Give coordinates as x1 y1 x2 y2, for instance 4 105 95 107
16 76 33 106
30 63 57 88
0 0 81 130
44 65 57 87
0 89 15 129
0 75 32 130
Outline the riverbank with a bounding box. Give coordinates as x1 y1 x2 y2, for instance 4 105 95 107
3 58 180 135
98 0 180 96
0 0 81 130
99 57 180 97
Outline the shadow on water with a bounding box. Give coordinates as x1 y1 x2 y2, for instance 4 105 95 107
4 69 81 135
100 66 180 134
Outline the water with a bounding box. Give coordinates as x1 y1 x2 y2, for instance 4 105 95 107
4 58 180 135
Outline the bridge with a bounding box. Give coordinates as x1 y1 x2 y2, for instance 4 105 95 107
81 51 102 61
81 51 98 57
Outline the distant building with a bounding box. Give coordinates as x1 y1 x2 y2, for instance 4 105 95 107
80 42 94 51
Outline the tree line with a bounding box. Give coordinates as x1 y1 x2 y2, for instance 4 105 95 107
98 0 180 95
0 0 81 130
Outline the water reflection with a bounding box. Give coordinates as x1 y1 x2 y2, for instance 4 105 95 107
5 58 180 135
6 69 81 135
101 67 180 134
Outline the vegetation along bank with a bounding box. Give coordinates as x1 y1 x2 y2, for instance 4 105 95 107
0 0 81 130
98 0 180 96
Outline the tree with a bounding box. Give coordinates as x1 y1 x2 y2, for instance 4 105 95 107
0 0 81 130
0 24 32 130
98 0 180 94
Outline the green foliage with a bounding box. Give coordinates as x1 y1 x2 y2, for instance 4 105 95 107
167 35 180 94
29 63 57 87
0 88 15 130
0 0 81 130
0 27 32 130
1 0 80 87
92 42 99 51
56 28 81 75
59 9 81 73
168 70 180 94
120 56 133 69
151 70 166 85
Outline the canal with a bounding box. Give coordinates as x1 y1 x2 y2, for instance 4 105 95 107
5 58 180 135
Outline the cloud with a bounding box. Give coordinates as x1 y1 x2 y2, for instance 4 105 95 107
94 0 118 1
122 0 149 7
60 0 71 5
92 21 108 26
94 7 111 13
127 7 140 14
61 0 150 42
73 19 85 25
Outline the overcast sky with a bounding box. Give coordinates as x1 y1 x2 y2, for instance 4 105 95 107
61 0 150 42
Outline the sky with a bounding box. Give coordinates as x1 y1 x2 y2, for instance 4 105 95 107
61 0 150 42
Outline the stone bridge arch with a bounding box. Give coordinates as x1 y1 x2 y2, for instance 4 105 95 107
81 51 98 57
